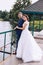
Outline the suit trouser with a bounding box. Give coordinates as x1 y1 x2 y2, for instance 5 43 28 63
16 34 21 52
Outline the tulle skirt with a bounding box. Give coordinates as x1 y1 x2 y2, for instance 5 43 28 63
16 30 42 62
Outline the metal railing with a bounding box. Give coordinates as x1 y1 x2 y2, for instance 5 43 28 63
0 30 15 61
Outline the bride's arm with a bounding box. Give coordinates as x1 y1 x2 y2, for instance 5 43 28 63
16 23 27 30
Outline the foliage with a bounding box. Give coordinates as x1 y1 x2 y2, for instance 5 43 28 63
8 0 31 28
29 20 43 31
0 10 9 21
9 0 31 21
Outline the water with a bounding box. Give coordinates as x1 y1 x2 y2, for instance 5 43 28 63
0 21 12 62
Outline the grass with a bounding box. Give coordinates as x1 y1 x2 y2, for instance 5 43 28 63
29 20 43 31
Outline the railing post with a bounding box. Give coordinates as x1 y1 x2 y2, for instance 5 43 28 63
3 33 6 60
10 31 13 54
32 15 35 36
39 16 41 31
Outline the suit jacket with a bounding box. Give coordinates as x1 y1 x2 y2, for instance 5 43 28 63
16 18 24 36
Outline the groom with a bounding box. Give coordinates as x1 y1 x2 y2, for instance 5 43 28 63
14 12 24 54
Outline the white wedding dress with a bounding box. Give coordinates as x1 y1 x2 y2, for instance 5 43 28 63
16 21 42 62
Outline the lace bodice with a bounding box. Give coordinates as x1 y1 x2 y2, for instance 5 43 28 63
23 21 29 30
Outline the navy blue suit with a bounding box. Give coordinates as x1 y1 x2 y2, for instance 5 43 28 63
16 18 24 51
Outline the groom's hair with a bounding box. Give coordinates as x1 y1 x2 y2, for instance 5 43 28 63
18 12 23 18
18 12 23 15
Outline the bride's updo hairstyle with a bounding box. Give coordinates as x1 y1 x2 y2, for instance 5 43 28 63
23 14 29 21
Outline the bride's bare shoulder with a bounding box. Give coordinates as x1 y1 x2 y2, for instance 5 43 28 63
23 21 29 25
25 21 29 24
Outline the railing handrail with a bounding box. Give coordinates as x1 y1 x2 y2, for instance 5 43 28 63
0 29 15 34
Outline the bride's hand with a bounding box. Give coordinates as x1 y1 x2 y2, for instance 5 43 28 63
14 26 19 30
14 27 17 30
16 26 19 28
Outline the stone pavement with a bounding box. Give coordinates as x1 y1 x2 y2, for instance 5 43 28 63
0 54 43 65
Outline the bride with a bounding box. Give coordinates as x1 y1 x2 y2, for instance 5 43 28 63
16 14 42 62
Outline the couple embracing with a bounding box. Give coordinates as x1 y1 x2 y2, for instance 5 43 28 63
14 12 42 62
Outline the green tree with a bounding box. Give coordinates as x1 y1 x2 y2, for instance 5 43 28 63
1 11 7 19
0 11 2 18
0 10 9 21
9 0 30 21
